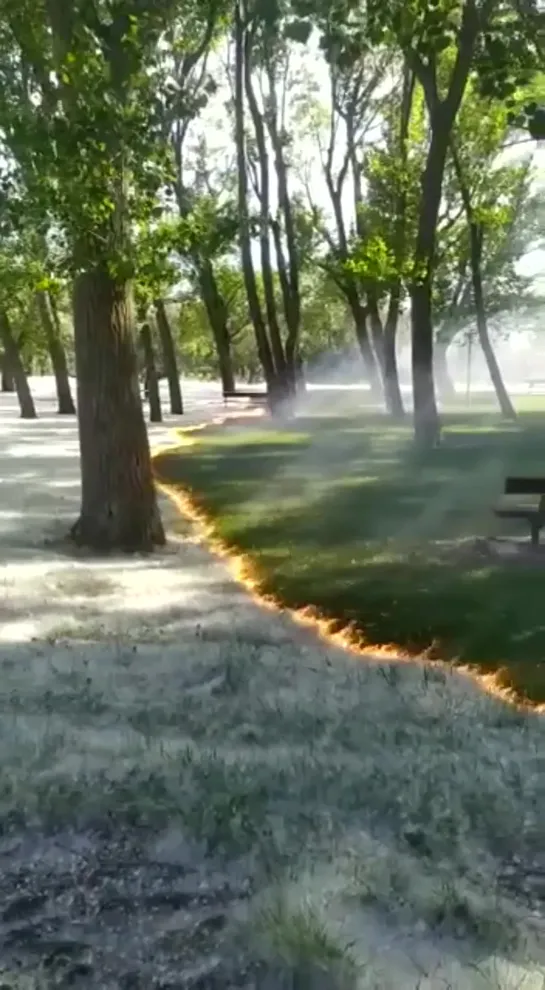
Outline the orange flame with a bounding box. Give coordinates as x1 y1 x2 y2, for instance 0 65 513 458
152 415 545 714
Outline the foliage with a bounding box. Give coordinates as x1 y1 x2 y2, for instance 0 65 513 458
0 0 223 276
0 0 542 397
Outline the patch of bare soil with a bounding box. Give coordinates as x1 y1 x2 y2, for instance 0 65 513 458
0 826 260 989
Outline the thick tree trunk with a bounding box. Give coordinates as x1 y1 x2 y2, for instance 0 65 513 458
434 338 457 401
469 224 516 420
140 322 162 423
154 299 183 415
71 268 165 552
1 354 15 391
0 311 36 418
36 290 76 414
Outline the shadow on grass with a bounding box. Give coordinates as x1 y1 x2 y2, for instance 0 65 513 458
156 411 545 704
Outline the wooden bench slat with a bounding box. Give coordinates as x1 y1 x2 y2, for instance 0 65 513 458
494 508 545 520
504 476 545 495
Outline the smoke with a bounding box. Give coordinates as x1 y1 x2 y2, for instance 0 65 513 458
211 339 537 556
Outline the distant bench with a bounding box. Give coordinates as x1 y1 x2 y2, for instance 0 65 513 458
527 379 545 391
222 389 270 410
494 477 545 547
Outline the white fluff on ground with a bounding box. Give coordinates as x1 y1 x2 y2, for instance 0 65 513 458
0 376 544 990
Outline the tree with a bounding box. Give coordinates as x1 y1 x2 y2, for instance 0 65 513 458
0 0 234 550
294 0 541 443
0 308 36 418
134 222 184 414
233 0 277 394
432 79 544 403
446 87 531 418
296 50 385 399
35 286 76 414
0 0 201 548
162 14 239 395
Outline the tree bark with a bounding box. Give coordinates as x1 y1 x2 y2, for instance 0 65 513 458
197 261 236 393
140 321 162 423
469 223 516 420
265 64 301 394
234 0 275 392
383 299 405 419
410 126 446 448
411 281 440 446
1 354 15 391
71 268 165 552
379 64 412 422
244 59 287 380
410 5 478 446
366 292 385 374
0 310 36 418
449 141 516 421
154 299 183 415
348 295 383 400
434 338 457 401
367 293 405 417
36 290 76 414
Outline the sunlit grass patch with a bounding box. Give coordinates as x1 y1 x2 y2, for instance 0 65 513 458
155 410 545 703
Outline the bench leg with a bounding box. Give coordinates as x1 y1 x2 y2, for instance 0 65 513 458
531 522 540 547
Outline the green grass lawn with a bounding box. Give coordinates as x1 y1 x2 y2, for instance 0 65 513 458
155 408 545 704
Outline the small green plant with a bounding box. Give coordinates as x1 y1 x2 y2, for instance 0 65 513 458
254 898 360 990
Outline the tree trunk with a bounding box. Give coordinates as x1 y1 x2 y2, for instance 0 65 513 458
410 11 477 446
411 125 449 447
36 290 76 414
197 261 236 393
0 311 36 418
140 321 162 423
1 354 15 391
244 59 287 379
469 223 516 420
212 326 236 394
367 293 385 374
349 296 383 401
411 282 441 447
154 299 183 415
434 338 457 401
266 77 301 397
71 268 165 552
448 139 516 421
234 0 275 391
383 303 405 419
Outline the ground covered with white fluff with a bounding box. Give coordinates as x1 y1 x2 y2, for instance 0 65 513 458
0 378 544 990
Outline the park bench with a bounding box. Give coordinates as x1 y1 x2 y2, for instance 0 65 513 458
527 379 545 392
222 389 270 410
494 476 545 547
